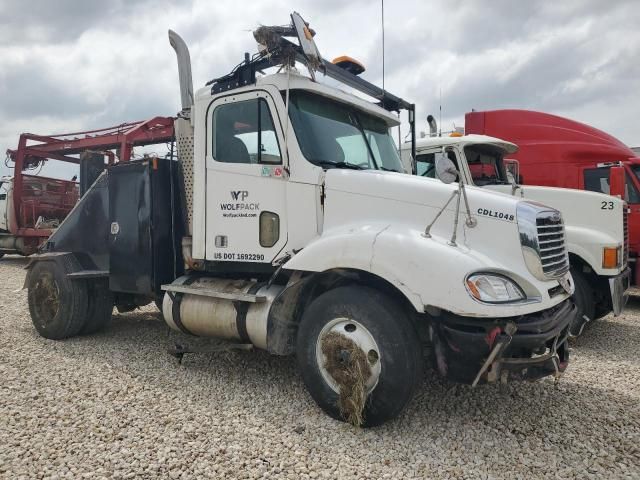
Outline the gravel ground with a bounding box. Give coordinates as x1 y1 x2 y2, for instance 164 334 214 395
1 255 639 479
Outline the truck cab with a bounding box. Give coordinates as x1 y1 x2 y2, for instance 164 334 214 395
578 158 640 285
464 109 640 288
403 134 629 336
25 13 578 427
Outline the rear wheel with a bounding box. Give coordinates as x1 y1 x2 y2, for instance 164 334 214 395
296 285 422 427
569 267 595 337
80 279 113 335
27 258 88 340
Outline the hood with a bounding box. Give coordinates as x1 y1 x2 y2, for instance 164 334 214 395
487 182 625 227
485 182 626 275
324 168 522 221
316 168 571 313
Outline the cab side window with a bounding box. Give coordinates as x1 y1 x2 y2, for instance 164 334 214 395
416 153 436 177
584 168 611 194
584 167 640 203
213 98 282 164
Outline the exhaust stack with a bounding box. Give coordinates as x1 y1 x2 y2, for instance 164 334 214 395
168 30 194 113
168 30 195 238
427 115 438 137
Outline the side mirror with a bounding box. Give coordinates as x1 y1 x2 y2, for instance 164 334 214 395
504 159 520 186
609 165 625 199
435 151 458 184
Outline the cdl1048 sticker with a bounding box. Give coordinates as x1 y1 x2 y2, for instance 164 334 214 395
476 208 515 222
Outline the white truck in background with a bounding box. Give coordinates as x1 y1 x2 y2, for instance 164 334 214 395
25 13 577 427
0 178 9 235
402 125 629 336
0 177 15 258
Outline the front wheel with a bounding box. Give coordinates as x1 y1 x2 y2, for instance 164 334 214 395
569 267 595 337
296 285 423 427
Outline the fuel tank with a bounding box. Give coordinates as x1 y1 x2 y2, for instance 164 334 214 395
162 276 283 349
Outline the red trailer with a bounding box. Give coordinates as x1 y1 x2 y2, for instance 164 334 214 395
465 109 639 283
1 117 174 257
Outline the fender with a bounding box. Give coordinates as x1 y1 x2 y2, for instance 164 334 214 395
283 222 564 318
564 225 623 276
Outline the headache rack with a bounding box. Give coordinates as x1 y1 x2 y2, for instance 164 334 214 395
206 12 416 163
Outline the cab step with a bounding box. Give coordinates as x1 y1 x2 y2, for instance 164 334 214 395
161 283 267 303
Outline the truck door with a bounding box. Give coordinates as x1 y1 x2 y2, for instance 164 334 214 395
205 91 288 264
0 180 8 231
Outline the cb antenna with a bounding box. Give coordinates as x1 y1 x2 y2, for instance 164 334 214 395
439 87 442 137
381 0 385 94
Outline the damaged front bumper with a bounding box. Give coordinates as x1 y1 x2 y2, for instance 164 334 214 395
431 299 576 385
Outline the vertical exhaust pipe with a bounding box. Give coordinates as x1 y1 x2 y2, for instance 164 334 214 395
168 30 194 113
168 30 195 238
427 114 438 137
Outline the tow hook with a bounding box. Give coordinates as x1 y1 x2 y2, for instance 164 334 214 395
549 332 566 383
471 322 517 387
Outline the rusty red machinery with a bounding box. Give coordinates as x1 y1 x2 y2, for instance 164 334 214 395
3 116 174 255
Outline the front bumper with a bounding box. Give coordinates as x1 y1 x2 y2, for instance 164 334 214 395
609 267 630 316
431 299 576 385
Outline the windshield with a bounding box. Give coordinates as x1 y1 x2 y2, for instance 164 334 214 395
287 90 403 172
463 145 509 186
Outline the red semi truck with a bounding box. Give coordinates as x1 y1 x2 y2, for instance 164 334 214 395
465 109 639 284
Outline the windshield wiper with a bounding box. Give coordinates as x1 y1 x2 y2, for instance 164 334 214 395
314 160 366 170
380 166 400 173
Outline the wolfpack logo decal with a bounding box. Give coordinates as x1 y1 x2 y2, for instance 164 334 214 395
230 190 248 201
476 207 515 222
221 190 260 216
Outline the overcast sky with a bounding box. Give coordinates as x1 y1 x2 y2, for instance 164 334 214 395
1 0 639 177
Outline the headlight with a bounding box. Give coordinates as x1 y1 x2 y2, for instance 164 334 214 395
465 273 525 304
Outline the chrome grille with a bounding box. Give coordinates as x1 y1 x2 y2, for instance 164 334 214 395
536 213 569 278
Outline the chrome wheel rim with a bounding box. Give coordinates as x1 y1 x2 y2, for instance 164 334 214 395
315 317 382 394
33 273 60 326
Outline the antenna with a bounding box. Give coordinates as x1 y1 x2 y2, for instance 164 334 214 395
439 88 442 137
381 0 385 94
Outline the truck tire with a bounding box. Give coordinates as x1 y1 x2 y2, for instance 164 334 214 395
80 279 113 335
27 258 88 340
296 285 423 427
569 267 595 337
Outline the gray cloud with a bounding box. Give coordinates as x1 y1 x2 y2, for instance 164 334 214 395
0 0 163 44
356 0 640 143
0 63 96 118
1 0 639 179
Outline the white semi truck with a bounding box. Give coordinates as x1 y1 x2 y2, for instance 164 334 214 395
402 127 629 336
0 178 9 246
25 14 577 426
